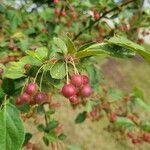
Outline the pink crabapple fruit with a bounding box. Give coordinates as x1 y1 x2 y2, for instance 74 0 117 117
34 92 49 104
80 84 92 97
61 84 76 98
69 95 80 105
70 74 83 87
82 75 89 85
24 83 37 96
20 92 30 103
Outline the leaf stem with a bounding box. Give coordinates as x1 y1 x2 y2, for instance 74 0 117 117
65 61 69 84
34 65 44 83
39 70 45 92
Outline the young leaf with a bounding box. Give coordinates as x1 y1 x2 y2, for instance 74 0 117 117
65 36 77 54
0 103 25 150
75 111 87 124
50 61 67 79
53 37 67 54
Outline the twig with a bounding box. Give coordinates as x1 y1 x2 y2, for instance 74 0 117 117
73 0 134 41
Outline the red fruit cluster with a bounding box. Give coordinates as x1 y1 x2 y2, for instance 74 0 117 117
16 82 50 106
127 132 150 144
61 74 92 105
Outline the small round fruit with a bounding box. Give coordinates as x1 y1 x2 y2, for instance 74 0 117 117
24 83 37 96
35 92 48 104
69 95 80 105
49 102 61 109
127 132 134 139
132 139 141 144
61 9 66 16
20 93 30 103
53 0 59 4
143 133 150 142
61 84 76 98
82 75 89 85
0 68 4 75
70 74 83 86
16 97 23 105
80 84 92 97
8 43 14 50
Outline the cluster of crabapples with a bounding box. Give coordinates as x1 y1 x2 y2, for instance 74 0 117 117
16 82 50 106
127 131 150 144
61 74 92 105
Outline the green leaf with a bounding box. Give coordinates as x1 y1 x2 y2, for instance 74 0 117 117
85 64 101 89
107 36 150 63
20 56 42 66
75 111 87 124
0 4 6 13
76 43 135 58
53 37 67 54
0 103 25 150
108 88 124 100
0 87 5 101
46 120 59 131
113 117 135 127
23 133 32 146
43 136 49 146
4 62 25 79
85 101 97 112
133 87 144 100
58 133 66 141
140 122 150 132
17 103 30 113
44 132 57 142
68 144 82 150
1 79 15 95
65 36 77 54
37 124 45 132
50 61 67 79
37 105 44 114
46 109 56 115
35 47 48 60
134 98 150 111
